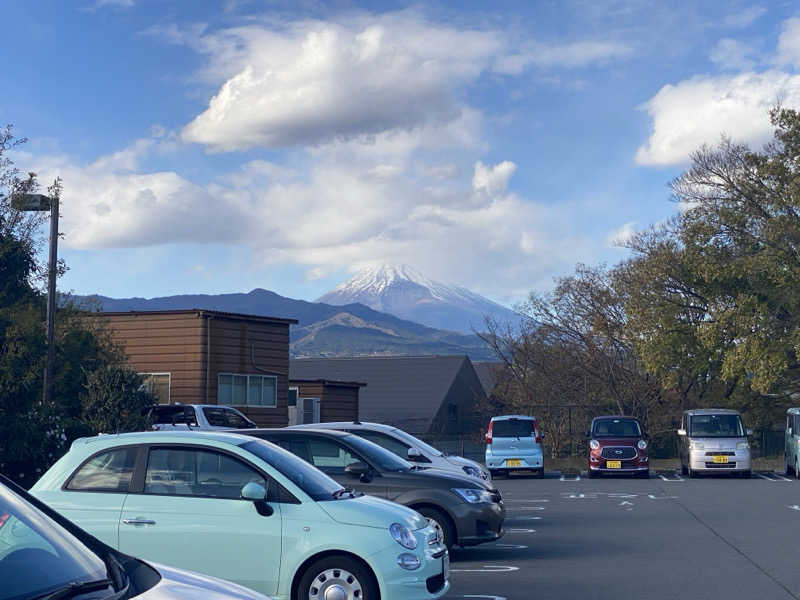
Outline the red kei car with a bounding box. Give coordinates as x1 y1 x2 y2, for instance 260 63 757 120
587 416 649 477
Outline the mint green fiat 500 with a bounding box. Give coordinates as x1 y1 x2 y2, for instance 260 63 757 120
31 431 449 600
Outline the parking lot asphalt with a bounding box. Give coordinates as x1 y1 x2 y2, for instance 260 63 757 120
443 470 800 600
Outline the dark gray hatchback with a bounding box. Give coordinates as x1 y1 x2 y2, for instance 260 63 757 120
239 428 505 549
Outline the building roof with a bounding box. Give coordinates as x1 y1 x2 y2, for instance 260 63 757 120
472 361 502 396
290 355 477 434
290 378 367 388
90 308 298 325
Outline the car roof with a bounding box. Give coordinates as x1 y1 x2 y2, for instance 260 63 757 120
684 409 741 416
70 430 254 449
788 407 800 415
244 428 352 438
290 421 395 432
490 415 535 421
153 404 237 410
591 415 640 421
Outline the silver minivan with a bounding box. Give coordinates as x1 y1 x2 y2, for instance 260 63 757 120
677 409 752 477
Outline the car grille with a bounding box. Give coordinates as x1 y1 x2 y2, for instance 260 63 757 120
705 451 735 456
426 573 446 593
704 462 737 469
601 446 637 460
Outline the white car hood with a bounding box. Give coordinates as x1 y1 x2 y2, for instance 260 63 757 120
445 455 489 477
140 563 270 600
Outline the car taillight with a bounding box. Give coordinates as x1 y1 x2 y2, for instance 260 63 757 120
0 513 9 529
486 421 494 445
533 421 541 444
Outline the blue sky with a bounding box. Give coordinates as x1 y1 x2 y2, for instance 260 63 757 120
5 1 800 306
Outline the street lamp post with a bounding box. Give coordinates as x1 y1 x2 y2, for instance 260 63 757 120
11 191 59 406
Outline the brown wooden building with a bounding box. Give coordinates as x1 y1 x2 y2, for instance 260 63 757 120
93 309 297 427
288 379 365 426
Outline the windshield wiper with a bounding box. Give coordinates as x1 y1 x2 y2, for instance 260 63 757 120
35 578 113 600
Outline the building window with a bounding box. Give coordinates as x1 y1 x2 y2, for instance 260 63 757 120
288 387 298 407
447 403 458 421
140 373 170 404
218 373 277 407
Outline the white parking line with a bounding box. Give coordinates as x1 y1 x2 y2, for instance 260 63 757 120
509 516 542 520
505 528 536 533
559 474 581 481
449 565 520 573
755 473 791 481
504 499 550 503
463 596 508 600
658 473 684 481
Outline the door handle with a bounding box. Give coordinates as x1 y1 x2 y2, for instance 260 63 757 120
123 518 156 526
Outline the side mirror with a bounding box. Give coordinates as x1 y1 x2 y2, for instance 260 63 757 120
539 432 545 441
746 428 753 436
677 429 686 437
241 482 273 517
584 431 591 438
407 447 423 462
789 427 793 436
241 482 267 501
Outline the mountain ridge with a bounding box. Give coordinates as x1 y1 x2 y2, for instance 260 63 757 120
73 288 496 360
318 264 520 333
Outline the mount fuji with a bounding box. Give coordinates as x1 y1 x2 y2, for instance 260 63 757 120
317 265 521 333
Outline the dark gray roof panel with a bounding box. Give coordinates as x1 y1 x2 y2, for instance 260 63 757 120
290 355 469 433
472 361 502 396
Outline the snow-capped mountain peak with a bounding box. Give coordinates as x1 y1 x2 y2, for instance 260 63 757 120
318 264 519 333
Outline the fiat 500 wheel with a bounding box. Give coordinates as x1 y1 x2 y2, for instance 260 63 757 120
297 556 377 600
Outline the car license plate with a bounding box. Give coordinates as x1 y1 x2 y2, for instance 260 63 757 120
443 553 449 580
606 460 622 469
506 459 522 467
713 455 729 464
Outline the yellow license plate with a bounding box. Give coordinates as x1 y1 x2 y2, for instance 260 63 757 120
606 461 622 469
712 455 729 464
506 459 522 467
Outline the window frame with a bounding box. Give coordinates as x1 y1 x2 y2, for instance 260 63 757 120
217 373 278 408
139 372 171 404
62 445 146 495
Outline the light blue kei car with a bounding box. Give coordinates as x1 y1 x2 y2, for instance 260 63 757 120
30 431 449 600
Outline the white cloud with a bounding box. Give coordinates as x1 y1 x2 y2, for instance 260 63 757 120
710 38 756 71
723 6 767 29
776 17 800 68
493 40 632 74
472 160 516 197
605 221 637 248
30 142 589 299
179 16 501 151
636 71 800 166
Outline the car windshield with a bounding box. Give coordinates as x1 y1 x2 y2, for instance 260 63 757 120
388 428 443 457
492 418 535 438
592 418 642 438
0 484 109 600
690 414 744 438
240 439 344 501
343 434 413 472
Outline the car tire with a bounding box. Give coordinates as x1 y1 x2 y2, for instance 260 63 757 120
796 459 800 480
536 468 544 478
638 470 649 479
681 463 688 476
588 469 598 478
688 467 696 479
296 555 378 600
741 470 751 479
416 506 456 550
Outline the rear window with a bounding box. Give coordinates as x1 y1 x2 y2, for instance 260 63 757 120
152 406 196 426
492 419 535 437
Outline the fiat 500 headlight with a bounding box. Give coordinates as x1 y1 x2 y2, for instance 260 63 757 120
389 523 417 550
452 488 493 503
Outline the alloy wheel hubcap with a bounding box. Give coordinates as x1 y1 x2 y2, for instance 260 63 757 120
308 568 362 600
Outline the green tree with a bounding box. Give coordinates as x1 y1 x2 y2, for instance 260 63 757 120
0 126 154 487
